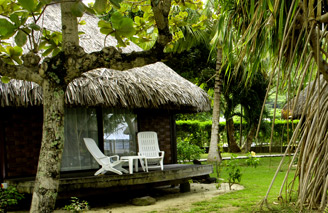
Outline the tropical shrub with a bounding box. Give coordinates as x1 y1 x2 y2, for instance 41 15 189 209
63 197 89 212
176 119 300 148
0 186 24 212
177 136 205 162
245 151 260 168
225 154 242 190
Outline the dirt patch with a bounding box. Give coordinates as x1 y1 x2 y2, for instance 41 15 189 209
73 183 244 213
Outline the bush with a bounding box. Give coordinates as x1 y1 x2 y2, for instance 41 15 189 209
245 151 260 168
64 197 89 212
177 136 205 162
225 154 242 190
176 119 300 148
0 186 24 212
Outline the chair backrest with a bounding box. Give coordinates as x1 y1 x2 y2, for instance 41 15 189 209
83 138 106 165
137 131 160 157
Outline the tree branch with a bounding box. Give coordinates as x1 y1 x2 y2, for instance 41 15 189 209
0 59 43 84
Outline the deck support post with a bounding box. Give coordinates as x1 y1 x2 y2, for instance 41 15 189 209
179 181 190 193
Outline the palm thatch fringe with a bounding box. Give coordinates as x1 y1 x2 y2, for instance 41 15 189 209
282 75 327 118
0 63 210 112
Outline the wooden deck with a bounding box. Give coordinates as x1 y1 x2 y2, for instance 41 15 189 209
5 164 213 198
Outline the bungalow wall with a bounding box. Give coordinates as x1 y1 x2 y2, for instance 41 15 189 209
0 106 177 181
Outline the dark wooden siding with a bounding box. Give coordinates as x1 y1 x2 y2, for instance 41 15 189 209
137 110 177 164
0 107 43 179
0 107 177 179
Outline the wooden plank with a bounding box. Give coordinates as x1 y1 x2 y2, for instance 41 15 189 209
5 164 213 194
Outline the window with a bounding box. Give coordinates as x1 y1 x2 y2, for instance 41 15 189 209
102 108 137 156
61 107 137 172
61 107 99 171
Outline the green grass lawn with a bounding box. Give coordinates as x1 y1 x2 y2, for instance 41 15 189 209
188 156 299 212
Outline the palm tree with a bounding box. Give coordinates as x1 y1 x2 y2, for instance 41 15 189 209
218 0 328 210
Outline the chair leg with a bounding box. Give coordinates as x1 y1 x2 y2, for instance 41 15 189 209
95 168 105 176
108 167 123 175
115 165 129 174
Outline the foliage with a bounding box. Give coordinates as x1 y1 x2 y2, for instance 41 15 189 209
245 151 260 168
176 119 300 148
177 136 205 162
63 197 89 213
0 186 24 210
224 154 242 190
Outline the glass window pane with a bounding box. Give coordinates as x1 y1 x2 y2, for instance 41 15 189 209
61 107 99 171
102 108 137 156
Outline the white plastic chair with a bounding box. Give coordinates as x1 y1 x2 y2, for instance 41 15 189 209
83 138 128 175
137 131 164 170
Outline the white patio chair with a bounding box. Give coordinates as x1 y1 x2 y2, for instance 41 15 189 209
83 138 129 175
137 131 164 170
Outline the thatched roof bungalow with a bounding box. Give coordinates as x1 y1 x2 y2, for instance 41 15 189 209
0 5 212 197
281 76 328 119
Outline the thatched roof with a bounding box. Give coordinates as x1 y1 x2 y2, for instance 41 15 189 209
282 76 328 119
0 5 210 112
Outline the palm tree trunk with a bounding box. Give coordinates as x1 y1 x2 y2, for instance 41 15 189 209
226 118 241 153
207 47 223 163
241 123 257 153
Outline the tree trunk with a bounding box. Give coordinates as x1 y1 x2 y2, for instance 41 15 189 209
226 118 241 153
241 123 257 153
30 1 77 212
207 47 223 163
30 81 65 212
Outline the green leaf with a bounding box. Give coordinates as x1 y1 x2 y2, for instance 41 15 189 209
278 0 284 41
115 32 126 47
12 46 23 56
1 76 10 84
15 30 27 47
0 19 16 38
9 14 20 26
98 20 109 28
18 0 37 12
109 0 122 9
83 4 96 15
94 0 107 14
52 47 61 56
79 20 86 25
98 20 113 35
41 0 52 4
111 12 136 37
267 0 274 13
71 1 85 17
42 47 53 56
29 23 41 31
11 55 22 64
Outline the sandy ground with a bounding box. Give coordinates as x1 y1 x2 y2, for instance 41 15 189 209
67 183 245 213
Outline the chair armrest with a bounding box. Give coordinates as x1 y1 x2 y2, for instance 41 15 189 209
159 151 165 157
109 155 120 161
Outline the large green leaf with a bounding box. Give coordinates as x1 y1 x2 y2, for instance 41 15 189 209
71 1 85 17
94 0 107 14
109 0 122 9
111 12 136 37
29 23 41 31
41 0 52 4
0 19 16 38
98 20 113 35
15 30 27 47
18 0 37 12
9 14 20 26
1 76 10 84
